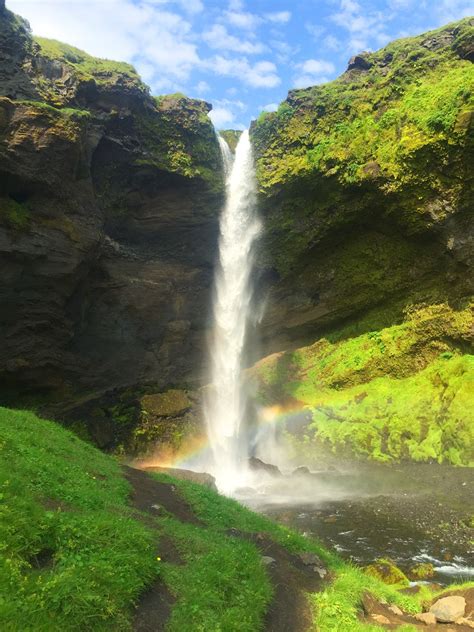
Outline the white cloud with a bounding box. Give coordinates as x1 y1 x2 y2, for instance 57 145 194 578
209 106 235 127
293 58 336 88
323 34 342 51
330 0 389 53
203 24 266 54
209 98 246 128
265 11 291 24
209 56 280 88
261 102 279 112
8 0 201 91
194 80 210 94
433 0 474 23
224 9 262 30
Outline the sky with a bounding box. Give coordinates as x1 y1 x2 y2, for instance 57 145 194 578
7 0 474 129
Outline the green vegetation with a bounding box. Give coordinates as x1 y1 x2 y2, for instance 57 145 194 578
252 18 473 193
365 559 410 586
1 408 472 631
0 408 157 630
219 129 242 152
0 197 30 230
133 94 222 190
252 303 474 465
34 37 143 88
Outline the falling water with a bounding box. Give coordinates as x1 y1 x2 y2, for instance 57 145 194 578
205 130 261 493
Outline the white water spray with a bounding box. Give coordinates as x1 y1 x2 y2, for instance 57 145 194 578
205 131 261 493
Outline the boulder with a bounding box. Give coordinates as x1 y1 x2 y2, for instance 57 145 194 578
248 457 282 477
347 53 372 71
429 596 466 623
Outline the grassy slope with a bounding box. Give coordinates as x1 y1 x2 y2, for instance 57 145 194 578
0 407 471 631
251 303 474 465
0 407 157 631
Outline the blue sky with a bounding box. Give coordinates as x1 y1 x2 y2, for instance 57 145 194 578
7 0 474 128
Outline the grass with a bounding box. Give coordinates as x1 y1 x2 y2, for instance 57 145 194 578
159 517 271 632
33 37 142 87
0 407 157 631
1 407 471 631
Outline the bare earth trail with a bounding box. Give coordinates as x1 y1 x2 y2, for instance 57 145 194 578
123 466 325 632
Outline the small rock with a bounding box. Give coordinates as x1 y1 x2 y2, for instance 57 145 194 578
371 614 390 624
150 503 161 514
261 556 276 566
414 612 437 625
292 466 311 476
456 618 474 629
388 605 403 616
299 552 323 566
313 566 327 579
430 596 466 623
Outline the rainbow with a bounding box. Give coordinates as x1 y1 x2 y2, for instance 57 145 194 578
134 401 310 471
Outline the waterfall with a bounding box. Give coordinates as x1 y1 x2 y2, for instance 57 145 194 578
205 130 261 494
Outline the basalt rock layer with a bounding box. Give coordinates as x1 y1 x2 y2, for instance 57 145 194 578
0 6 223 445
249 18 474 464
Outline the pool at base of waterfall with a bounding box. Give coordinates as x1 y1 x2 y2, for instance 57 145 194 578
236 462 474 586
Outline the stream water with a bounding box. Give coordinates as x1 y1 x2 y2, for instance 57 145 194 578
239 463 474 585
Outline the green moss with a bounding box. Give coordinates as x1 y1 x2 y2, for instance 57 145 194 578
219 129 242 152
133 96 222 191
252 18 473 193
407 562 435 581
34 37 143 88
0 196 30 230
252 303 474 465
140 390 191 417
365 559 410 586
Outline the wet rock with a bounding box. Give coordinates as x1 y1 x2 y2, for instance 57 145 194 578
430 596 466 623
248 457 282 477
408 562 435 580
365 558 410 586
414 612 437 625
292 466 311 476
144 466 217 491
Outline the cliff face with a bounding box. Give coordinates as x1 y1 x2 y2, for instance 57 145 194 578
0 6 223 443
251 17 473 350
249 18 474 465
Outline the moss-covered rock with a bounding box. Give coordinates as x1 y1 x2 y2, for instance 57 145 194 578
365 559 410 586
220 129 242 152
250 18 473 358
408 563 435 581
250 303 474 465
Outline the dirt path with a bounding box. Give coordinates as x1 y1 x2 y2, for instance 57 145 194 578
124 466 326 632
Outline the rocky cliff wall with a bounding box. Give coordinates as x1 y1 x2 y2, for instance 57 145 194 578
249 18 474 465
0 6 223 446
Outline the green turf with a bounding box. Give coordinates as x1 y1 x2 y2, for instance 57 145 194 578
0 407 157 631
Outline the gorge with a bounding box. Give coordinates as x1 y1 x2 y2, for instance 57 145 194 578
0 2 473 630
